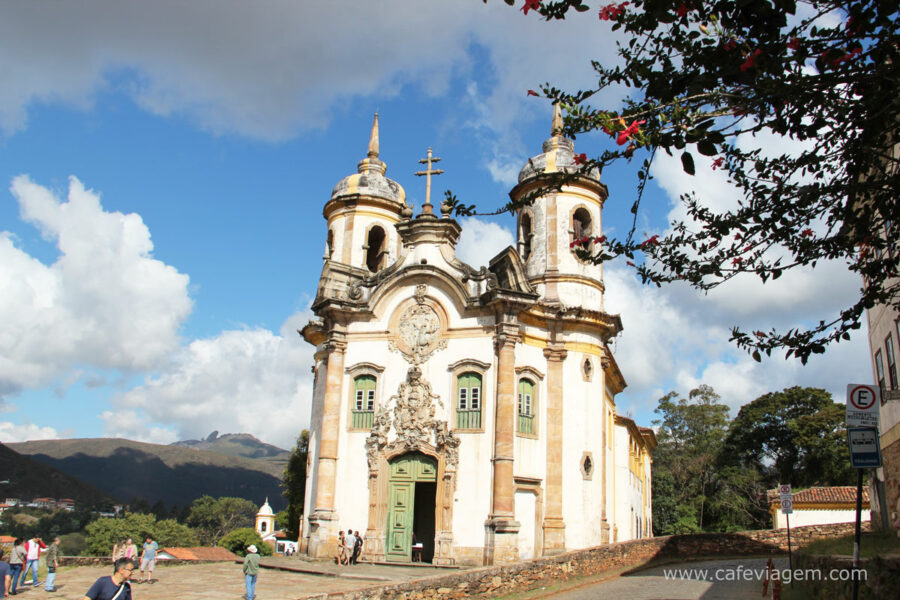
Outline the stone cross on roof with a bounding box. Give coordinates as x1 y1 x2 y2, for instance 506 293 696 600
414 147 444 215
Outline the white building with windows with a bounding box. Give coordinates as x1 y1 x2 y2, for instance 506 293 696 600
299 111 654 566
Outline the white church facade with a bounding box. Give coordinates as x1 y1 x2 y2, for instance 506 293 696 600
299 110 655 566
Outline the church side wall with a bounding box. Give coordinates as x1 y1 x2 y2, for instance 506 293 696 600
302 353 329 544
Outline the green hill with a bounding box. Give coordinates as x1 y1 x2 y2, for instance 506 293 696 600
0 443 113 505
8 438 286 510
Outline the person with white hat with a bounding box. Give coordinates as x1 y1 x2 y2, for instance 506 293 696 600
242 545 260 600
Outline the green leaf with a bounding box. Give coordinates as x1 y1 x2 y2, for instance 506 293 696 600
752 350 761 362
681 152 695 175
697 140 718 156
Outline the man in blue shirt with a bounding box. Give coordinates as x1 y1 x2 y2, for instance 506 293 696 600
83 557 134 600
138 536 158 584
0 548 11 599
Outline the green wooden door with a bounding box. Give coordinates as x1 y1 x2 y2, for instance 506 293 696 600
386 453 437 562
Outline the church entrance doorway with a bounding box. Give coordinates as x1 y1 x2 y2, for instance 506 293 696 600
386 452 437 562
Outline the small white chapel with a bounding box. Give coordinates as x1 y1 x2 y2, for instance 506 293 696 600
298 109 655 566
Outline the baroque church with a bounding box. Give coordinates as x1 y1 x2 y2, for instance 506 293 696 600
299 109 655 566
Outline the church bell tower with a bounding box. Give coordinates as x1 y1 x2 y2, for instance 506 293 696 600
509 104 609 309
323 114 409 273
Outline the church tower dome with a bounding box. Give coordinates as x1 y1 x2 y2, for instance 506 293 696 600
510 103 609 308
323 114 408 273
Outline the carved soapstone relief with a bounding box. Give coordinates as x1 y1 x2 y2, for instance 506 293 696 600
389 284 447 365
365 366 460 471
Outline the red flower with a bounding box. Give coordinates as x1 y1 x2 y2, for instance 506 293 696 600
594 235 607 244
676 2 689 18
712 157 725 170
616 119 645 145
570 236 591 249
787 37 801 50
527 89 539 97
801 228 814 238
574 153 587 165
754 331 765 338
640 235 660 248
602 124 613 136
599 2 629 21
732 257 743 267
740 49 763 72
521 0 541 15
723 40 738 51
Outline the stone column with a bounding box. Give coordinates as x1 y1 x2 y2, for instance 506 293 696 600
600 353 611 543
542 344 567 555
307 332 346 558
485 322 520 565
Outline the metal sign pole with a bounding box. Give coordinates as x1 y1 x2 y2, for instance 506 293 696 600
786 511 792 575
852 468 863 600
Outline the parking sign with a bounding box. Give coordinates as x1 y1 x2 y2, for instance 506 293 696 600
846 384 880 428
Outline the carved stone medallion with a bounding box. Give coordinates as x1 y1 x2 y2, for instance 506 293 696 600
389 284 447 365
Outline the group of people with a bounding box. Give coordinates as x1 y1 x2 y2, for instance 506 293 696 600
335 529 364 565
0 536 59 594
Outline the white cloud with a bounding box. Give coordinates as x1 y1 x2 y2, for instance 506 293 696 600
105 311 315 449
605 263 870 421
0 1 621 183
455 217 515 268
0 421 60 443
0 176 192 399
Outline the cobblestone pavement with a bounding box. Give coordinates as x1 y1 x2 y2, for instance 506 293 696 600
510 557 790 600
13 558 458 600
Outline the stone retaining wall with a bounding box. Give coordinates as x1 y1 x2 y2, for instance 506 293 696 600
59 556 220 567
304 523 864 600
794 552 900 599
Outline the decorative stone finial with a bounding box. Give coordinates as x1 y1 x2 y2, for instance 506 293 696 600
552 102 563 137
368 113 380 158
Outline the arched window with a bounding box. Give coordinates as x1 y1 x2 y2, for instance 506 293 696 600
365 226 386 272
260 521 267 533
582 358 593 381
326 229 334 259
517 378 535 434
519 213 533 260
572 208 592 240
456 372 482 429
352 375 377 428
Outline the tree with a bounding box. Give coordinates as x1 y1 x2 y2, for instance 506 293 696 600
721 386 853 486
478 0 899 362
651 385 731 533
186 496 257 546
84 512 198 556
218 528 274 557
281 430 309 540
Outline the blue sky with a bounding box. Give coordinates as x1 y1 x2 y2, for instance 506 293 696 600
0 1 870 449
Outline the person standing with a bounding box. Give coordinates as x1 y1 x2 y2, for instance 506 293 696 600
83 557 134 600
242 545 260 600
44 537 61 592
122 538 138 562
7 539 24 596
351 530 363 565
1 548 11 599
138 536 158 584
19 536 44 588
344 530 356 566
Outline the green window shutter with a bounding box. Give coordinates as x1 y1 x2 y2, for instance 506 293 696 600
517 379 534 434
456 372 482 429
352 375 377 429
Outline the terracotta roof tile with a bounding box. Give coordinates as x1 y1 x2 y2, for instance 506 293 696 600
767 486 869 505
161 547 239 561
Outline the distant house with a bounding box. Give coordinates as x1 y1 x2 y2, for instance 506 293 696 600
1 535 14 551
156 547 239 561
0 502 11 513
33 497 55 508
57 498 75 511
769 486 871 529
4 498 22 507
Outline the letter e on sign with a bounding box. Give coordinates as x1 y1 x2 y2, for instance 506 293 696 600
846 384 880 429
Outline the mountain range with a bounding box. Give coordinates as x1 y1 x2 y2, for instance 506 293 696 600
7 433 289 510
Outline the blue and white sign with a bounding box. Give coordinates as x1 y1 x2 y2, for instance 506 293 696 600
847 427 882 469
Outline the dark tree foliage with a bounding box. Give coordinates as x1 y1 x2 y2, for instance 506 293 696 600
281 430 309 540
721 386 853 486
479 0 900 362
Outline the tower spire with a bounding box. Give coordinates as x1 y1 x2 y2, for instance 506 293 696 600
551 102 563 137
368 113 380 158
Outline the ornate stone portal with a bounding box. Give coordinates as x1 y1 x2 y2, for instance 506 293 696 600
364 286 460 564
